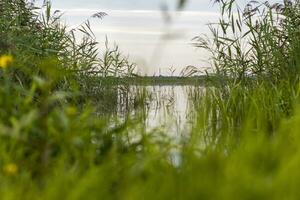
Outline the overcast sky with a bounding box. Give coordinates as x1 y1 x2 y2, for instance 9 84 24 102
45 0 279 75
50 0 219 11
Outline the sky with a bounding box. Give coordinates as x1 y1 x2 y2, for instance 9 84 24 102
43 0 278 75
50 0 219 11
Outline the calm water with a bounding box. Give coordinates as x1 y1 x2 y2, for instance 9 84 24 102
116 85 204 136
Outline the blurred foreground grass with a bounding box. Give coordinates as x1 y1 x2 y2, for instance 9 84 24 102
0 0 300 199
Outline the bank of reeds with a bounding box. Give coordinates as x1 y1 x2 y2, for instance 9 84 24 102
0 0 300 199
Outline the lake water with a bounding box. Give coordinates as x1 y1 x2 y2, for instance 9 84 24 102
115 85 204 137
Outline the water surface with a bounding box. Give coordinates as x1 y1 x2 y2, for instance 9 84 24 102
116 85 204 136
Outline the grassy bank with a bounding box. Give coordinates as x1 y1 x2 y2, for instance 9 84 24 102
91 76 208 86
0 0 300 199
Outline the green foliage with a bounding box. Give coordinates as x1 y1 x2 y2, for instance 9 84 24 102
196 0 300 83
0 0 300 199
192 0 300 140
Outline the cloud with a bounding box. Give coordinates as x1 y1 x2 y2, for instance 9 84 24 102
56 8 220 17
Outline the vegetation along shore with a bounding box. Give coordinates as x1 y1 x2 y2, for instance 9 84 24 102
0 0 300 199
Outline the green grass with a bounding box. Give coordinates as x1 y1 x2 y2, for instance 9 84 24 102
0 0 300 199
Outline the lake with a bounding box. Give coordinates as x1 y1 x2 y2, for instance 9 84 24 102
113 85 205 137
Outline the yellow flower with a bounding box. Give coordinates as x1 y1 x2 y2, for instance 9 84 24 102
3 163 18 176
0 55 13 69
66 106 77 116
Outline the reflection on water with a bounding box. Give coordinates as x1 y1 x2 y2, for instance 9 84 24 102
116 85 204 136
